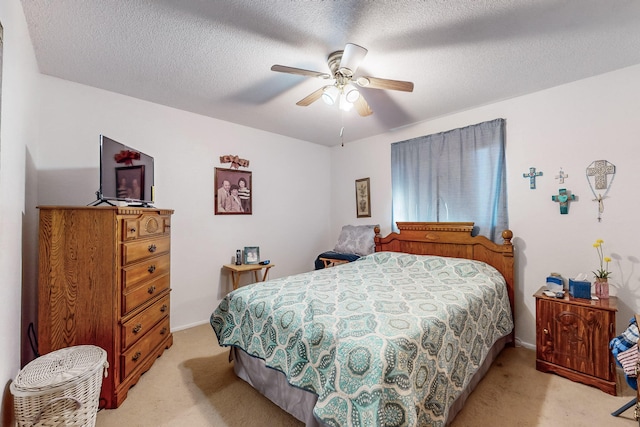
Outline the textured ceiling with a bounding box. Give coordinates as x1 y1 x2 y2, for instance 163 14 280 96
20 0 640 146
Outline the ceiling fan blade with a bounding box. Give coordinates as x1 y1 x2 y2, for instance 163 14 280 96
271 65 331 79
354 94 373 117
296 86 326 106
339 43 368 76
356 76 414 92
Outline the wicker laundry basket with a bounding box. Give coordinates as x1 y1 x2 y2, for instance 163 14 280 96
10 345 108 427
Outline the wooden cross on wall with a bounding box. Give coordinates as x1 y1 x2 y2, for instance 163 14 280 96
523 167 542 189
552 188 576 214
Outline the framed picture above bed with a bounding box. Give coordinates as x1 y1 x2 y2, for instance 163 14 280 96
355 177 371 218
215 167 252 215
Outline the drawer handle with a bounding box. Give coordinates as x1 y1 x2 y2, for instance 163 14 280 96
148 285 156 294
132 352 142 361
160 327 168 335
160 304 168 313
543 328 549 335
129 227 136 233
148 265 156 274
148 244 157 253
132 323 142 334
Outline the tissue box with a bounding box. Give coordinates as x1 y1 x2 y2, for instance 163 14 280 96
569 279 591 299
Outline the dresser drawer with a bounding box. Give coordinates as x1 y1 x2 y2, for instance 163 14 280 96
122 274 170 315
121 316 171 380
121 293 170 349
122 236 170 265
122 214 171 241
122 253 170 289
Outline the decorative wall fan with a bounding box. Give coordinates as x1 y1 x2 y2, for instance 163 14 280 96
271 43 414 116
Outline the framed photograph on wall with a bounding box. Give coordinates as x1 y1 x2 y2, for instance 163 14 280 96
355 177 371 218
215 167 252 215
115 165 145 201
244 246 260 264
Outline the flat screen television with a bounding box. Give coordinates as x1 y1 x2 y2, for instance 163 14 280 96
93 135 155 206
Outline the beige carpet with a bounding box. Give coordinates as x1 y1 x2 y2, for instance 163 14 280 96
96 323 638 426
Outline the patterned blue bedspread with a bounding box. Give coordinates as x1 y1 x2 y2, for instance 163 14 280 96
211 252 513 427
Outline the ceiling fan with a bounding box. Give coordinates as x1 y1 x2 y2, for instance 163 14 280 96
271 43 414 117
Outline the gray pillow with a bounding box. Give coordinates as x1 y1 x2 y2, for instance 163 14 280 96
334 225 378 256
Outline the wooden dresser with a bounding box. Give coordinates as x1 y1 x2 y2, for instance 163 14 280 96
534 287 617 395
37 206 174 408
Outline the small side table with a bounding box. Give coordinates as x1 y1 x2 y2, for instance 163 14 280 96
222 263 275 290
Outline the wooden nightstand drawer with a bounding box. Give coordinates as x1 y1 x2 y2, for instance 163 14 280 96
121 316 171 379
121 293 170 349
122 236 170 265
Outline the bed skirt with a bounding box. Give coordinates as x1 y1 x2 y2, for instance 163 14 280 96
231 333 511 426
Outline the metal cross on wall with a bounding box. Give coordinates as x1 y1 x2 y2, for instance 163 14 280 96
586 160 615 189
586 160 616 222
523 167 543 189
555 168 568 184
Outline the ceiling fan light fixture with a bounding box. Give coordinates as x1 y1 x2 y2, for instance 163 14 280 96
356 76 370 87
322 86 339 105
344 84 360 103
271 43 413 116
340 43 368 76
339 93 354 112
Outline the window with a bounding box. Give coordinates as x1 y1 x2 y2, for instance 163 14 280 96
391 118 508 242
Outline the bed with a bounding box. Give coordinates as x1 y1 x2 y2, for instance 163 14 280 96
211 222 515 426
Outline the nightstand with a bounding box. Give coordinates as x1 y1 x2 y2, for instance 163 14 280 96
534 287 618 395
222 263 275 290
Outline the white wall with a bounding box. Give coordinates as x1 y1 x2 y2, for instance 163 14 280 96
330 64 640 347
0 0 40 419
34 76 333 331
6 1 640 401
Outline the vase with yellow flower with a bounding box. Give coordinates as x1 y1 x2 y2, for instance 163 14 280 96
592 239 611 298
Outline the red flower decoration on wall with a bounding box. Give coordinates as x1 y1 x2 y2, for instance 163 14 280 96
114 150 141 165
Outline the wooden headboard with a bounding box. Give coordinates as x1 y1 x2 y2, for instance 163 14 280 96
375 222 515 342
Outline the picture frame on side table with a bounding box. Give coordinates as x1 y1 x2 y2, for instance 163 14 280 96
215 167 252 215
355 177 371 218
116 165 145 201
244 247 260 264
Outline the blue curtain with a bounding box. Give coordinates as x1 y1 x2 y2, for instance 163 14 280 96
391 118 508 242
